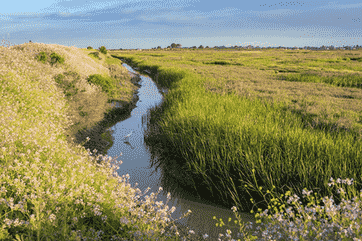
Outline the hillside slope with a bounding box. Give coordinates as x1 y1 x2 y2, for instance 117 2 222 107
0 43 172 240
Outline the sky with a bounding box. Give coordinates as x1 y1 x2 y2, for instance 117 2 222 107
1 0 361 49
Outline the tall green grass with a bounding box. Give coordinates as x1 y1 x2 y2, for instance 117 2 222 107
113 49 362 240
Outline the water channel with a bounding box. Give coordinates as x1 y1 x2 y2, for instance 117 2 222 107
105 63 261 240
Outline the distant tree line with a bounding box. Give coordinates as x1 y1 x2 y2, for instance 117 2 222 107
99 43 361 51
149 43 213 50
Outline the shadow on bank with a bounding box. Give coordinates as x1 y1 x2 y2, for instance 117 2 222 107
66 73 143 160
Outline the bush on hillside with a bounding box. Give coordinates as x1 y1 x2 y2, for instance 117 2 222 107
89 52 101 60
35 51 65 66
36 51 48 64
87 46 93 49
99 46 108 55
87 74 114 93
50 52 65 66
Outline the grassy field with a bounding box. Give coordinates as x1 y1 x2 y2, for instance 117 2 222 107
1 40 362 241
110 47 362 240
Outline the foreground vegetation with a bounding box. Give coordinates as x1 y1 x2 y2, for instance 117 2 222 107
0 41 207 241
1 38 362 241
110 48 362 240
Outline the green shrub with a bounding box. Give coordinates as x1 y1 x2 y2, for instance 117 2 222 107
99 46 108 55
36 51 48 64
87 74 114 93
35 51 65 66
87 46 93 50
50 52 65 65
89 52 101 60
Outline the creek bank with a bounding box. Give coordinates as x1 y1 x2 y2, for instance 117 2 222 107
71 68 143 159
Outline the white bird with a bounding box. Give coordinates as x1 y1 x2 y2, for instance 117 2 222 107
124 130 133 142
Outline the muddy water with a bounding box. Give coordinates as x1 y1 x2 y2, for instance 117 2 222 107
106 63 263 240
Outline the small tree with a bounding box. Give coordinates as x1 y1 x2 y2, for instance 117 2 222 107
99 46 107 54
87 46 93 50
205 46 209 48
171 43 177 48
167 46 170 49
157 46 161 49
198 45 204 49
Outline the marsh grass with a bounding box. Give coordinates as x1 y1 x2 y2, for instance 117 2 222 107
109 48 362 240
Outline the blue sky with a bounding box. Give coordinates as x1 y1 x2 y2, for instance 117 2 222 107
1 0 361 49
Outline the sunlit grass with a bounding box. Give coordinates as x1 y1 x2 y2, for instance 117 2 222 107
108 48 362 240
1 40 362 240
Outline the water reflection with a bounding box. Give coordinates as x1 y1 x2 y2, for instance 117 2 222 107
105 63 260 240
